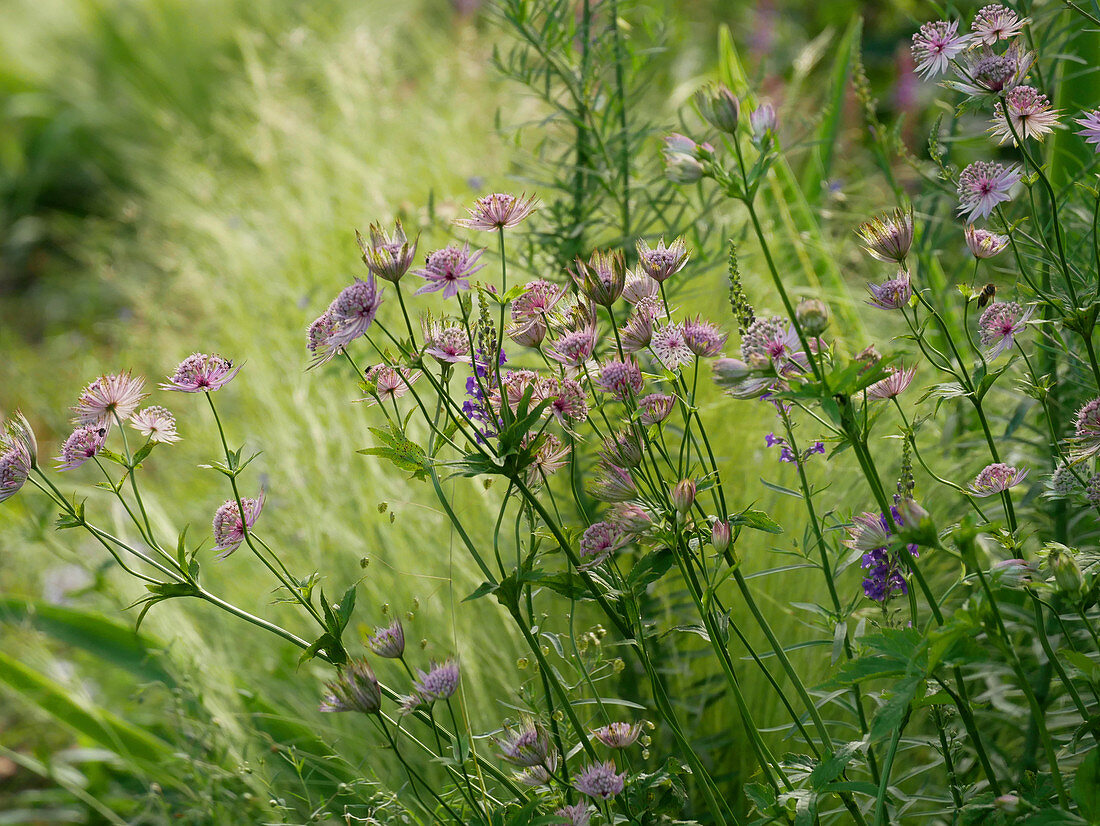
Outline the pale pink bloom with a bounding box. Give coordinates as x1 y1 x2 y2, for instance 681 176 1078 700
516 752 559 787
319 658 382 714
56 426 106 471
423 323 471 364
856 207 913 263
363 365 418 406
684 317 727 358
0 416 33 502
329 276 384 347
499 369 540 413
978 301 1033 358
635 237 689 283
591 721 642 748
1075 110 1100 151
511 279 566 323
555 803 592 826
546 325 597 367
212 491 265 557
911 20 971 78
970 463 1028 496
608 502 652 534
638 393 675 425
579 521 626 567
990 86 1060 144
866 365 916 401
526 433 570 483
508 318 547 347
588 465 636 503
596 359 644 399
622 269 660 303
957 161 1021 222
651 322 694 370
844 512 893 553
357 221 417 283
1073 398 1100 461
575 761 625 800
73 372 147 427
572 250 626 307
536 377 588 425
620 305 656 352
740 316 803 369
129 406 180 443
601 428 642 468
662 135 707 183
749 103 776 143
162 353 241 393
414 243 484 298
965 225 1009 259
456 192 538 231
306 310 341 368
971 4 1028 45
866 272 913 310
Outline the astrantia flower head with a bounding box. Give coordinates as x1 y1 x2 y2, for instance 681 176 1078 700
495 719 553 767
306 310 341 368
620 304 656 352
970 463 1028 496
978 301 1033 358
598 360 642 400
588 465 637 503
56 426 106 471
638 392 675 425
457 192 538 231
356 220 417 283
129 406 179 443
0 413 35 501
957 161 1022 222
547 325 597 367
327 276 384 347
1048 462 1082 499
580 521 627 567
636 237 689 283
320 659 382 714
856 207 914 264
990 86 1060 145
965 225 1010 259
694 82 741 133
365 619 405 658
555 803 592 826
602 428 643 469
651 322 695 370
972 5 1028 45
572 250 626 307
866 271 913 310
1073 398 1100 461
866 365 916 401
1075 110 1100 151
911 20 971 78
363 364 417 405
525 433 571 485
212 491 265 558
536 377 589 426
511 279 566 323
608 502 653 534
740 316 803 370
949 41 1034 96
845 509 917 603
413 659 460 703
684 317 728 358
163 353 241 393
622 269 660 304
422 320 471 364
414 243 484 298
515 752 558 787
73 372 147 427
592 721 642 748
575 761 625 800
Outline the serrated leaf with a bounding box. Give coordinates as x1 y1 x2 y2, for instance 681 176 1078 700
358 423 429 481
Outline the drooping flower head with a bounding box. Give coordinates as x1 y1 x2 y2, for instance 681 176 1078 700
990 86 1060 144
495 719 553 767
651 322 695 371
412 659 460 703
306 310 342 368
978 301 1032 358
526 433 571 485
866 271 913 311
636 237 689 283
365 619 405 658
970 463 1028 496
957 161 1022 222
971 4 1028 45
638 392 675 425
129 406 180 443
579 521 627 567
211 491 265 558
856 207 914 264
911 20 971 78
162 353 241 393
0 414 34 503
662 135 708 183
363 365 418 406
620 303 656 352
328 276 384 347
56 426 106 471
592 721 642 748
72 372 147 428
608 502 653 535
965 225 1010 259
457 193 539 231
866 366 916 401
357 220 417 283
575 761 626 800
320 658 382 714
515 752 559 787
414 243 485 298
1077 110 1100 151
572 250 626 307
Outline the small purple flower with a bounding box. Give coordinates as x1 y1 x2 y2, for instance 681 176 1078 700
970 463 1028 496
555 803 592 826
0 416 33 502
972 4 1028 45
320 659 382 714
866 365 916 401
750 103 776 144
592 722 642 748
911 20 971 79
1076 110 1100 151
684 317 728 358
588 465 637 503
211 491 265 558
965 225 1010 259
357 221 417 284
866 272 913 310
511 279 566 323
638 392 675 425
306 310 341 368
456 192 538 231
73 372 147 427
845 509 918 603
366 619 405 658
495 719 553 767
162 353 241 393
948 41 1034 97
596 358 643 400
546 325 597 367
423 321 471 364
329 276 384 347
414 243 484 298
978 301 1032 358
56 426 107 471
957 161 1022 222
413 659 460 703
129 406 180 443
575 761 626 800
636 237 689 283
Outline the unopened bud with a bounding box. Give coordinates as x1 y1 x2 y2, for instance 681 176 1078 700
750 103 776 145
1047 543 1084 596
693 83 740 134
711 520 732 554
796 299 829 337
671 479 696 516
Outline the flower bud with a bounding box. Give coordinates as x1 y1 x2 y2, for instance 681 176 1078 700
1047 543 1084 596
662 134 706 183
712 358 752 385
693 83 740 134
796 299 829 337
750 103 776 145
711 520 732 554
671 479 696 516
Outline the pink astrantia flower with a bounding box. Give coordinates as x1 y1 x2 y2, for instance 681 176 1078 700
608 502 652 534
911 20 971 79
684 317 727 358
362 364 418 405
575 761 626 800
596 359 644 399
319 658 382 714
414 243 484 298
422 322 471 364
750 103 776 144
56 426 106 471
866 272 913 310
162 353 241 393
856 207 914 263
357 221 417 284
965 225 1010 259
957 161 1021 222
970 463 1028 496
602 428 642 468
990 86 1060 144
555 803 592 826
579 521 627 567
866 365 916 401
971 4 1028 45
511 279 566 323
622 269 660 304
589 465 636 503
365 619 405 658
978 301 1033 358
456 193 538 231
536 377 589 426
306 310 341 368
1076 110 1100 151
948 42 1034 97
620 304 656 352
0 416 33 502
72 372 147 427
572 250 626 307
636 237 689 283
546 325 598 367
412 659 460 703
638 392 676 425
651 322 695 370
329 276 384 347
212 491 265 557
1072 398 1100 461
740 316 804 370
495 719 553 767
129 406 180 443
844 511 893 554
592 721 642 748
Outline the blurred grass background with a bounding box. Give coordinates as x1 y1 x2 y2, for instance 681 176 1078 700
0 0 943 820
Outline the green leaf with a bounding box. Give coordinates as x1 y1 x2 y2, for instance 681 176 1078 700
869 675 920 744
336 584 356 633
1074 749 1100 821
357 423 429 481
808 739 865 788
131 441 156 467
626 548 674 593
463 581 497 602
731 508 783 534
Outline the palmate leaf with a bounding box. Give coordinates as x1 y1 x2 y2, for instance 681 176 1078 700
357 421 429 481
